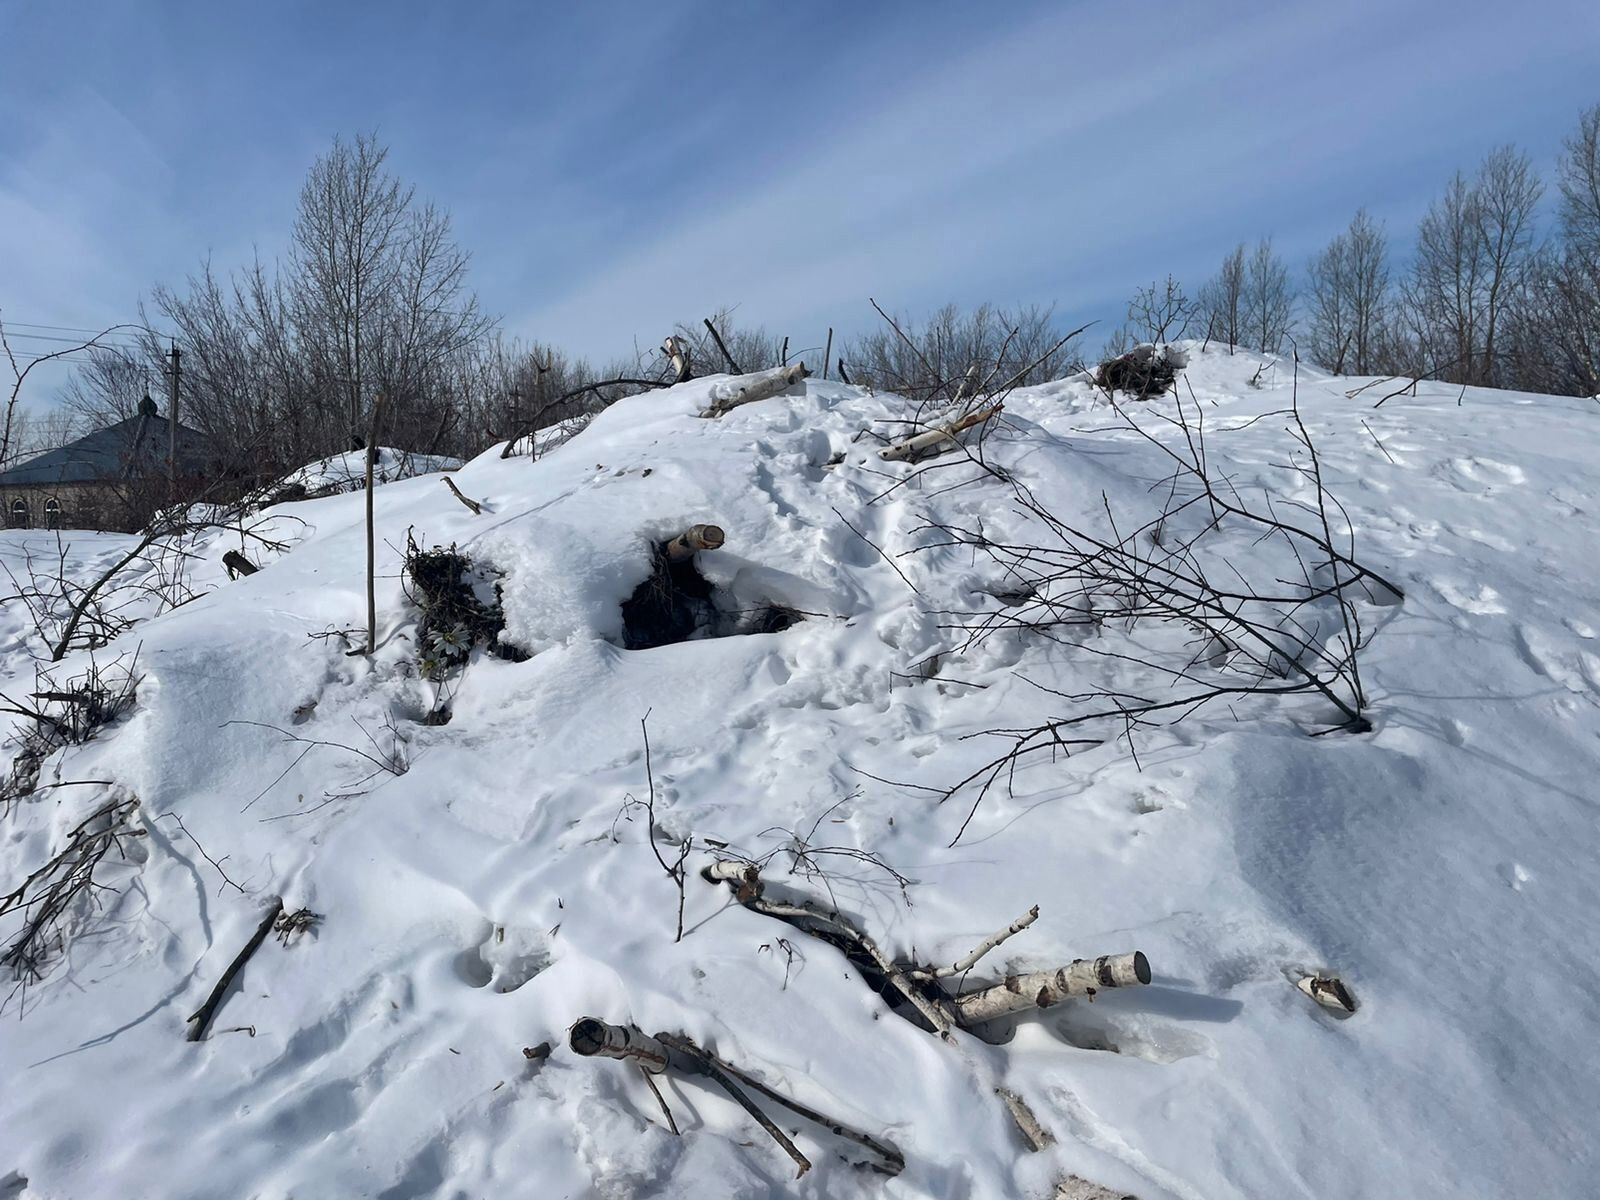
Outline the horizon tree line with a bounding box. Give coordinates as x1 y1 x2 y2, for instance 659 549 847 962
19 100 1600 490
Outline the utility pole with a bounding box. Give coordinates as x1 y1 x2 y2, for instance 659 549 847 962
167 341 181 499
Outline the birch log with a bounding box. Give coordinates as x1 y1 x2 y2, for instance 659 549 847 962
665 524 725 562
953 952 1150 1026
878 402 1002 463
663 335 692 383
567 1018 675 1073
701 363 810 417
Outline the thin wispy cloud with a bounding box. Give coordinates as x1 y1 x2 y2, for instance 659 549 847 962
1 0 1596 389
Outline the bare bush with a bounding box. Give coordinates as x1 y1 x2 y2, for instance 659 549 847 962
844 302 1082 404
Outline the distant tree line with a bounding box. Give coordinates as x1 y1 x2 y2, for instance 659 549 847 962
1105 102 1600 397
51 102 1600 497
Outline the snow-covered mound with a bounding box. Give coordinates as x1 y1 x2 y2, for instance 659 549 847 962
269 447 462 502
1 353 1597 1198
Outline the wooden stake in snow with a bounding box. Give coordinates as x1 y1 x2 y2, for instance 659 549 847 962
953 953 1151 1027
878 401 1002 463
664 524 725 562
700 363 810 418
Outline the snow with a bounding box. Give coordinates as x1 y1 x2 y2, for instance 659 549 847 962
1 351 1597 1198
270 447 463 501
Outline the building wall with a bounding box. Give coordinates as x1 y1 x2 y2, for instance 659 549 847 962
2 480 195 532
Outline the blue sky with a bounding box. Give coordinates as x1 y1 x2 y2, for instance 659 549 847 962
2 0 1597 397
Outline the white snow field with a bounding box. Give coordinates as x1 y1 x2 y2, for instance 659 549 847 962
1 350 1597 1199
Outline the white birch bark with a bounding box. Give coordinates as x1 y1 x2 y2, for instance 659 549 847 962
701 364 809 417
953 952 1150 1026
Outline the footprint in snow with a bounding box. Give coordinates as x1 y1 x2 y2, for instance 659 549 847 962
1433 580 1506 615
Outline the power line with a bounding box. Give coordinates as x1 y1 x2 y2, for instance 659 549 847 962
0 318 173 339
1 330 151 350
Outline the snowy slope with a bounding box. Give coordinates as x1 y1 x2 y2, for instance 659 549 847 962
1 352 1597 1199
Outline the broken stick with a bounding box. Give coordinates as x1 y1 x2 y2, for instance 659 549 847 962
568 1018 902 1177
186 896 284 1042
441 476 483 514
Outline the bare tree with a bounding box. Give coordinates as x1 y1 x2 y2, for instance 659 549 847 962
1306 210 1391 374
1242 237 1293 354
845 302 1081 402
1196 244 1246 351
1125 275 1192 343
1400 147 1541 386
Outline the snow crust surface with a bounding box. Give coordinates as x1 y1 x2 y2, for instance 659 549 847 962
1 352 1597 1198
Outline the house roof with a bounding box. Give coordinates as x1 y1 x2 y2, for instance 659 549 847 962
0 406 216 488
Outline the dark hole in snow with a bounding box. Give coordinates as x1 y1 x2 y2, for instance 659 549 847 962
618 543 802 651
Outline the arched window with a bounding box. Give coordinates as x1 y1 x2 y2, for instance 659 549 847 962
9 497 28 529
44 497 62 530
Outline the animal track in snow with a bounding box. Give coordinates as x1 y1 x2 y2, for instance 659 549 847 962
1433 580 1505 615
1447 456 1527 489
457 924 552 993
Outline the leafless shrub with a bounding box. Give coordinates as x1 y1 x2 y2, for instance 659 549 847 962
877 355 1393 844
0 651 142 818
0 795 143 1002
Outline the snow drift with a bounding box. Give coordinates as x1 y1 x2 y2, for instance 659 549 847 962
1 350 1597 1198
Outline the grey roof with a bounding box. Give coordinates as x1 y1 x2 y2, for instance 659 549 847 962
0 411 216 488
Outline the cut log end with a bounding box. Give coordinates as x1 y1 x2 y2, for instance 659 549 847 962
568 1017 610 1057
665 523 726 561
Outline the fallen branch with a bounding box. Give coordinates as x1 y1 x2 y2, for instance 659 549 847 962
222 550 259 579
441 476 483 514
701 363 810 418
568 1017 901 1177
704 861 1148 1039
952 953 1150 1027
186 896 283 1042
878 402 1003 463
915 905 1039 980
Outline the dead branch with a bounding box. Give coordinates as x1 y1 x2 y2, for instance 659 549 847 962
441 476 483 514
703 317 742 373
186 897 283 1041
569 1018 902 1177
914 905 1039 980
1 796 143 992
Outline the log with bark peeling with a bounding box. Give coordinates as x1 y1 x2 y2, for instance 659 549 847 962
953 953 1151 1027
701 363 810 418
878 402 1003 463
